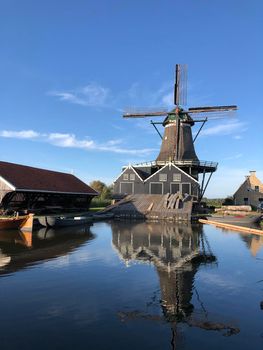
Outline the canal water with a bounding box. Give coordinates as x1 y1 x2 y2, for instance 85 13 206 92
0 221 263 349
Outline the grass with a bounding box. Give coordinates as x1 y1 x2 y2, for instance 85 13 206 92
88 207 106 212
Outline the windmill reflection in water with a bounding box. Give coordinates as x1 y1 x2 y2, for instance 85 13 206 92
111 221 239 344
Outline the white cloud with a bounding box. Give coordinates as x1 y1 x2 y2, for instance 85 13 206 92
49 83 110 107
223 153 243 161
47 133 95 148
200 120 246 137
106 139 123 146
119 81 172 111
161 91 174 107
198 271 242 292
0 129 155 157
0 130 40 139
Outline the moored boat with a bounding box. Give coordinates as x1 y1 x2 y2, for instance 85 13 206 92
38 215 93 228
0 214 34 231
92 213 114 221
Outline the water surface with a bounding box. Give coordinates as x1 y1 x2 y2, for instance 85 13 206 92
0 221 263 349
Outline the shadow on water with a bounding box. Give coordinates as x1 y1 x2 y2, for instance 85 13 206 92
0 224 94 275
110 221 240 345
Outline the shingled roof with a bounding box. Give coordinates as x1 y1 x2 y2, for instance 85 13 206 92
0 161 98 195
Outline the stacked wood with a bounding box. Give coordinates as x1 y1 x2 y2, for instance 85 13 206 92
215 211 252 216
215 205 252 212
215 205 252 216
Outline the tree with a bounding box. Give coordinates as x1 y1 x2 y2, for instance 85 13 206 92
89 180 112 200
222 196 234 205
89 180 106 195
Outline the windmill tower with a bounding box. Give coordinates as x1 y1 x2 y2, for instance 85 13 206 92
113 65 237 201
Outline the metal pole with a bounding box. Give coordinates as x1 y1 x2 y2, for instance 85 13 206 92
150 120 163 139
200 172 213 201
200 169 206 201
193 118 207 143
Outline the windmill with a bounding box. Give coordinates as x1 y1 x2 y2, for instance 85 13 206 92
123 64 237 201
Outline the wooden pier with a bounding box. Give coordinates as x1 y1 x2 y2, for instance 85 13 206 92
199 219 263 236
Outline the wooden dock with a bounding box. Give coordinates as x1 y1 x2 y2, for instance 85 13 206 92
199 219 263 236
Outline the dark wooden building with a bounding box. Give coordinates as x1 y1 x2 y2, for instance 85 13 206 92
0 161 98 213
113 162 201 200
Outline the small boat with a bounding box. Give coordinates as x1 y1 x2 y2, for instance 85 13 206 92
38 215 93 228
92 213 114 221
0 214 34 231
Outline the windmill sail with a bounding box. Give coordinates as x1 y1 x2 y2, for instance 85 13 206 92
174 64 188 106
188 105 237 113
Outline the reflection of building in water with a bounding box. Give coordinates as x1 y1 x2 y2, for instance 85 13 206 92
239 233 263 257
0 226 94 275
111 221 215 321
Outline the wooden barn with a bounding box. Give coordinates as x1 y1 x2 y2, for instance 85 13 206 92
0 161 98 213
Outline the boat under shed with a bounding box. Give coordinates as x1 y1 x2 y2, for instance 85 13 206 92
0 161 98 214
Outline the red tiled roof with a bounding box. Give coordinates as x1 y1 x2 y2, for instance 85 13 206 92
0 161 98 195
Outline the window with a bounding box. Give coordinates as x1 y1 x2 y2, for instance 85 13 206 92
123 174 129 180
159 173 167 182
182 183 191 195
173 173 181 182
244 197 248 205
255 186 259 192
130 173 135 181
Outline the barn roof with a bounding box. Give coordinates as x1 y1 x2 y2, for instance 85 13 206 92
0 161 98 195
133 168 149 181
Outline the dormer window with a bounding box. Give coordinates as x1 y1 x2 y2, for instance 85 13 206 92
159 173 167 182
173 173 181 182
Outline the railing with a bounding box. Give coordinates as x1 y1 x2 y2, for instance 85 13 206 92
131 160 218 169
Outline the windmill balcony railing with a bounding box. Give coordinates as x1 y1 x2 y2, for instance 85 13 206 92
131 160 218 169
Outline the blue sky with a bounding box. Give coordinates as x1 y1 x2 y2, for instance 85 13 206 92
0 0 262 197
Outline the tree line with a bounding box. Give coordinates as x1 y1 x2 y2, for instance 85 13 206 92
89 180 113 207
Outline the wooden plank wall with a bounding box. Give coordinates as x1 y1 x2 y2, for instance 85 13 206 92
103 193 193 221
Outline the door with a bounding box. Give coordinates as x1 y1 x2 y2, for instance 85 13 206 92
181 183 191 195
120 182 133 194
170 183 180 194
150 183 163 194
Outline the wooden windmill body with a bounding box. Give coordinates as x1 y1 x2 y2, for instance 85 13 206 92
113 65 237 202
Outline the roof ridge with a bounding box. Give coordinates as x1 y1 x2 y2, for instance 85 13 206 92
0 161 71 176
